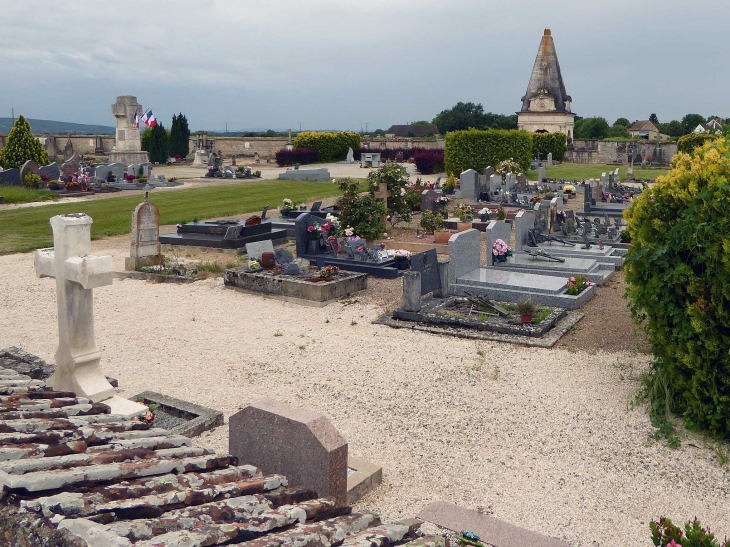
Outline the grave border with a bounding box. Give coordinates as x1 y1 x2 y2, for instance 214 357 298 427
133 390 224 438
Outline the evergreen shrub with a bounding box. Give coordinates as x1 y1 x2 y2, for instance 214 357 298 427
444 129 532 176
293 131 361 163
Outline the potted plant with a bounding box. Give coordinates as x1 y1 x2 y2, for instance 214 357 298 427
48 180 60 191
478 207 491 222
443 174 457 194
563 184 575 198
435 196 451 217
279 198 294 217
517 297 536 324
492 238 513 263
456 203 474 231
566 275 591 295
496 205 506 221
393 249 411 270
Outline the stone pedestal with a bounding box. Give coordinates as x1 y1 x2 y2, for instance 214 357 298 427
109 95 149 165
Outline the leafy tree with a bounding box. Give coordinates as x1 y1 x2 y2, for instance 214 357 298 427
533 132 567 161
168 113 190 158
141 123 169 164
367 163 412 228
433 102 488 134
411 120 431 125
574 117 610 139
432 103 517 134
664 120 684 138
625 137 730 438
607 124 630 139
681 113 705 135
0 115 49 169
614 117 631 127
649 113 659 124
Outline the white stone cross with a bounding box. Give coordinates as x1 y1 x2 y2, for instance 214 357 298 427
34 213 147 417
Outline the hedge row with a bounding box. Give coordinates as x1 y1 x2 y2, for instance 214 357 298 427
275 148 317 166
444 129 532 175
413 149 444 174
676 133 718 154
532 132 567 162
293 131 361 163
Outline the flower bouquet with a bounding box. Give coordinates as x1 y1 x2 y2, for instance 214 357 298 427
478 208 491 222
492 238 513 263
435 196 451 209
566 275 591 295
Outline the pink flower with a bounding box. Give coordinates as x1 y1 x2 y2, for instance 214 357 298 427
307 226 314 232
667 540 680 547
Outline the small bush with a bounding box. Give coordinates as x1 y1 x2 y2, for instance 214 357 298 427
23 172 41 189
275 148 317 166
293 131 361 163
420 210 444 233
336 178 385 240
650 516 728 547
413 149 445 174
444 128 532 176
367 163 412 228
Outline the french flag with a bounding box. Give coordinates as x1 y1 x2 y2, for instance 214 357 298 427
141 109 157 128
134 112 139 128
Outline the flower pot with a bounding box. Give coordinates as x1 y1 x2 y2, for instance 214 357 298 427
520 313 533 324
456 222 473 232
394 258 410 270
281 209 291 218
434 230 452 244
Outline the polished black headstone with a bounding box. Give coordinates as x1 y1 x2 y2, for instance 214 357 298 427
409 249 440 295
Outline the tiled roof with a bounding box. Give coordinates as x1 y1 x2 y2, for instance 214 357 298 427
628 120 658 132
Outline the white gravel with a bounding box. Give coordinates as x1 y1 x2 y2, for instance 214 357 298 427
1 236 728 547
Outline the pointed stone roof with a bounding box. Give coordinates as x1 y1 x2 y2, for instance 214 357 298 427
520 28 572 113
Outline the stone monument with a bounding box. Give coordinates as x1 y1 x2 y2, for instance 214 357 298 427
125 194 163 271
346 147 355 164
109 95 149 165
34 213 147 417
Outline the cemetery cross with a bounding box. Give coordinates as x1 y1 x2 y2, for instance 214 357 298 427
374 182 391 228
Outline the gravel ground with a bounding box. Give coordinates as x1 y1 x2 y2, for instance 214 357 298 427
1 235 727 547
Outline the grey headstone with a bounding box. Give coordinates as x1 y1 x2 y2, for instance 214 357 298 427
447 229 481 281
409 249 440 295
261 205 269 220
421 188 437 213
39 163 61 181
346 147 355 164
535 202 550 233
274 249 294 265
0 168 21 186
283 263 300 275
459 169 478 200
311 201 322 212
514 210 535 250
485 220 513 266
402 271 422 312
483 166 495 180
489 174 502 196
546 152 553 167
538 166 546 183
245 240 275 261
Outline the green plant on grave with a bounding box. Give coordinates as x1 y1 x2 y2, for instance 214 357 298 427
0 115 49 169
367 163 412 228
456 203 473 222
443 173 457 192
420 210 444 233
335 177 385 240
496 205 505 221
624 136 730 438
650 516 728 547
516 297 535 315
23 172 41 189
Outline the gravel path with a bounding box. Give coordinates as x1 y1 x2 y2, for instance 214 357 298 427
1 237 727 547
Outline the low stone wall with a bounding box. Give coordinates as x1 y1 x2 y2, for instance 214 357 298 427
566 139 677 165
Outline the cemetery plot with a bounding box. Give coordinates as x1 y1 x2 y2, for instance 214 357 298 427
160 218 287 249
133 391 224 438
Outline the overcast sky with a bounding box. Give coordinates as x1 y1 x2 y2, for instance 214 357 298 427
1 0 727 132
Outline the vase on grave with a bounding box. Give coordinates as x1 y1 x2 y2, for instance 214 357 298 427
307 240 319 254
434 230 452 244
261 252 276 268
393 257 410 271
318 237 327 251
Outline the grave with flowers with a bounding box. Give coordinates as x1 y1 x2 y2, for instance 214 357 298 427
292 213 403 279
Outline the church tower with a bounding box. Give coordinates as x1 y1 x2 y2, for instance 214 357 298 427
517 29 575 142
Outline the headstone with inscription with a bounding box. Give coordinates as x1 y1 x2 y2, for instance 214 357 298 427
421 188 438 213
125 195 162 270
245 239 275 261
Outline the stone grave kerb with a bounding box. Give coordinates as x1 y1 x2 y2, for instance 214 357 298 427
485 220 513 266
514 210 536 251
448 229 481 281
34 214 147 417
229 399 348 506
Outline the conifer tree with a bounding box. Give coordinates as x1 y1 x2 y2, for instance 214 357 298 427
0 115 50 169
141 123 169 164
169 112 190 158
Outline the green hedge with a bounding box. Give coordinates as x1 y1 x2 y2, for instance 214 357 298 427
443 129 532 176
624 136 730 438
533 132 567 162
676 133 718 154
293 131 361 163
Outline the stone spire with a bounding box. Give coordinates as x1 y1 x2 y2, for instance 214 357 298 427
520 28 571 113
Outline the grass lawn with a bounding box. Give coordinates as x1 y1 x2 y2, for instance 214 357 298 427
0 186 59 204
0 180 344 255
543 164 669 182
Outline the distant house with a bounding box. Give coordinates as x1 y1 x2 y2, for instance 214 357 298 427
628 120 670 141
693 118 723 135
385 124 440 138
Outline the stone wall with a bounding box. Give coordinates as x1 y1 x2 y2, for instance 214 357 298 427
566 140 677 165
0 134 445 161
